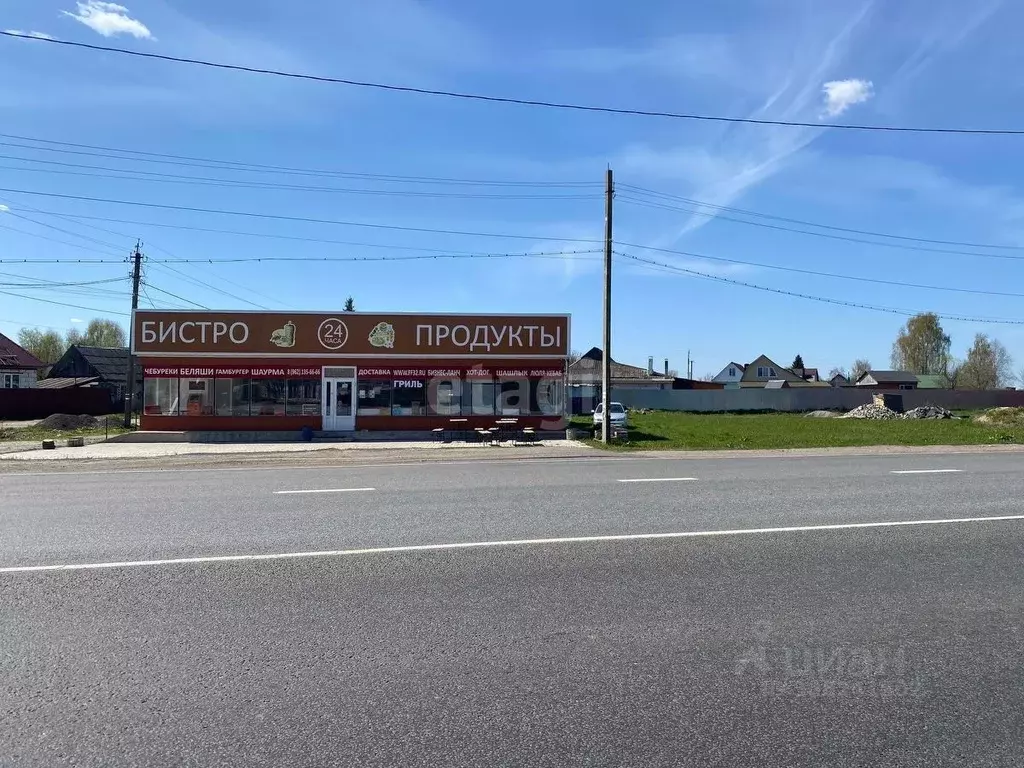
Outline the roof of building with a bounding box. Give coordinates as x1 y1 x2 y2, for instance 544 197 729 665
35 376 101 389
0 332 44 370
569 347 671 381
857 370 919 384
764 379 789 389
830 373 850 384
914 374 948 389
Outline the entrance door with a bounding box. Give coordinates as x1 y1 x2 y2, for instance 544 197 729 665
322 367 356 431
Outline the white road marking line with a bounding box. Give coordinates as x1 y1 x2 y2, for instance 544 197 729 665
273 487 375 495
0 455 639 478
890 469 963 475
4 514 1023 574
617 477 698 483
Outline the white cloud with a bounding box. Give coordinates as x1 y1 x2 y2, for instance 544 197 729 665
70 318 84 323
3 29 56 40
0 204 8 212
821 78 874 117
61 2 152 39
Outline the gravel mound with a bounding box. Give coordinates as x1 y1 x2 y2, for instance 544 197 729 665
37 413 100 431
903 405 954 420
804 410 841 418
840 404 900 420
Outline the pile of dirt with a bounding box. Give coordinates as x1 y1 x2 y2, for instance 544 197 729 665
36 413 100 431
903 406 954 420
840 403 900 420
974 407 1024 427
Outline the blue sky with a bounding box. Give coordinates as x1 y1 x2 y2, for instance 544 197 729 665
2 0 1023 378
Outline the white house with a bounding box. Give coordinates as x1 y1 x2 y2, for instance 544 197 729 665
711 362 745 389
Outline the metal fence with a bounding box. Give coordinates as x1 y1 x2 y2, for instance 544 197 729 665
609 387 1024 413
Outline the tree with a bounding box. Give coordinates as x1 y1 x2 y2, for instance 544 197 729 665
828 366 848 381
67 319 126 348
1017 366 1024 389
891 313 951 375
851 359 871 381
16 328 65 364
957 334 1013 390
791 354 804 370
343 296 355 312
567 349 582 366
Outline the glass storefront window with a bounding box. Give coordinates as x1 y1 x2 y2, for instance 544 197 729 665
357 379 391 416
428 378 462 416
287 378 321 416
497 379 528 416
252 378 288 416
392 379 427 416
215 378 251 417
144 378 178 415
531 377 564 415
462 379 495 416
179 378 214 417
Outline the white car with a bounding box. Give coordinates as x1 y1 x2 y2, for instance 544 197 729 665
593 402 628 427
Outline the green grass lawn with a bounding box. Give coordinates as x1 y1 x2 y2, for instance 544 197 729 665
0 419 134 443
572 411 1024 451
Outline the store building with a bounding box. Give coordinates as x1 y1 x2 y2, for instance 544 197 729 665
133 310 569 433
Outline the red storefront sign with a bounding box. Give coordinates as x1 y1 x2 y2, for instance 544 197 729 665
143 366 323 378
143 363 562 378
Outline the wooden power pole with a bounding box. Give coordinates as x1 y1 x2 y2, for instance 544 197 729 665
123 242 142 428
602 169 614 444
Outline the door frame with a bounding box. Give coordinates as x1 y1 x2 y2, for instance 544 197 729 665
322 375 356 431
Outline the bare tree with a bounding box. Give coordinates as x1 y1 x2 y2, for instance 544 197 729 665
850 359 871 381
567 349 582 366
828 366 848 380
1017 366 1024 389
699 371 716 381
958 334 1013 389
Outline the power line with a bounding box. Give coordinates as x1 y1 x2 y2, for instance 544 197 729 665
618 193 1024 262
0 249 602 264
0 134 599 187
0 288 129 315
613 241 1024 298
0 205 128 252
614 250 1024 325
147 261 271 310
0 275 128 288
0 187 603 244
2 199 288 308
0 158 601 200
0 220 128 258
619 184 1024 251
4 31 1022 135
141 281 208 309
23 210 585 255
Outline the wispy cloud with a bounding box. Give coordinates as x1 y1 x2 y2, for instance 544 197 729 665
70 318 84 324
0 204 8 212
3 29 55 40
821 78 874 117
61 1 153 40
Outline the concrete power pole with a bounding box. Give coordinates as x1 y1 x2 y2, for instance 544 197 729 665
602 168 614 444
123 242 142 428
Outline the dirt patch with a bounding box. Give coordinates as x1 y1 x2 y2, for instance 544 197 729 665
975 407 1024 427
36 414 101 431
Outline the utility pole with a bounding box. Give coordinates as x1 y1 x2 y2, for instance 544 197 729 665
123 242 142 428
601 168 614 444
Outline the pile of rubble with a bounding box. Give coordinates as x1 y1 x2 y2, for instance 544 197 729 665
903 405 954 420
840 404 901 420
839 404 956 420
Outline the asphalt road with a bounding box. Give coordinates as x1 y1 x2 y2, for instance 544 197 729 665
3 451 1024 766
